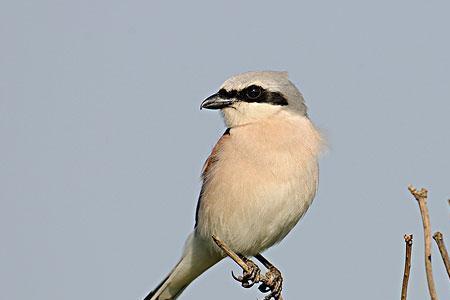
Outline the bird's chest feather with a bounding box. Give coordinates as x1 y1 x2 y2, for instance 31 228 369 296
196 118 322 254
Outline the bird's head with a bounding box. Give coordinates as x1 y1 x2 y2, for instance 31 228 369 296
201 71 307 127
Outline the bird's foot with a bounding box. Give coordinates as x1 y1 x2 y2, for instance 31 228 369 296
258 266 283 300
231 257 261 288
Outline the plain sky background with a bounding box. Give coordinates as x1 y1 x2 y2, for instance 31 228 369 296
1 1 449 299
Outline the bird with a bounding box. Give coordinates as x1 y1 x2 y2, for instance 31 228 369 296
144 71 324 300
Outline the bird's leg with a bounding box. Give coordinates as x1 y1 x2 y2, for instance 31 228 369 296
231 254 261 288
254 254 283 300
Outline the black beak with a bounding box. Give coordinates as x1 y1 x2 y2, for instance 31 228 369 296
200 93 234 110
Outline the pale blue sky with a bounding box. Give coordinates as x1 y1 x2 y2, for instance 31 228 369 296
1 1 449 299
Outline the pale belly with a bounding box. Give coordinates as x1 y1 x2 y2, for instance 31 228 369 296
195 156 318 256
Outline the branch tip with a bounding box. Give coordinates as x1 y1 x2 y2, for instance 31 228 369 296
408 185 428 202
401 233 413 300
404 234 413 244
432 231 450 281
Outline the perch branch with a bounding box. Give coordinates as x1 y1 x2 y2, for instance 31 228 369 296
255 254 275 269
433 232 450 280
212 235 250 273
401 234 413 300
408 185 438 300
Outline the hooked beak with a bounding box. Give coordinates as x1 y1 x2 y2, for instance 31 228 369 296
200 93 234 110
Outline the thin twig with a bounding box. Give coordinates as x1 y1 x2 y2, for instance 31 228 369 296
255 254 274 269
408 185 438 300
212 235 250 273
401 234 413 300
433 232 450 280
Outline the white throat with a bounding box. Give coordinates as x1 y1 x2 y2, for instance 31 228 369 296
221 102 287 128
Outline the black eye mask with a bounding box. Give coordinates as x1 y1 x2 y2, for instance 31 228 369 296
217 85 288 106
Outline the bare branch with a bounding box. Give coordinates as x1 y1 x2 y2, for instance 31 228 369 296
408 185 438 300
433 232 450 281
212 235 250 273
401 234 413 300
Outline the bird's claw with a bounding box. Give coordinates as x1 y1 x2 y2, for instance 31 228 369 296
230 255 283 299
231 258 261 288
259 266 283 300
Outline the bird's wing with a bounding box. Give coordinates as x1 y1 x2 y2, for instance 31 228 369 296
194 128 231 227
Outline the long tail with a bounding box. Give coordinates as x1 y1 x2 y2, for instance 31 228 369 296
144 233 221 300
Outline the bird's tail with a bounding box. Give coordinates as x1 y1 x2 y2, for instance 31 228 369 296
144 233 221 300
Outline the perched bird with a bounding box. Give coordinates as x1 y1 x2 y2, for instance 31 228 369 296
144 71 324 300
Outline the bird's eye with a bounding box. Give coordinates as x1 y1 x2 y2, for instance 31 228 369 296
245 85 262 100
